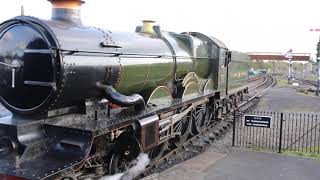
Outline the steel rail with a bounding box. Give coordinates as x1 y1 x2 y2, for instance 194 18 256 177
293 76 317 86
239 75 275 108
248 75 268 91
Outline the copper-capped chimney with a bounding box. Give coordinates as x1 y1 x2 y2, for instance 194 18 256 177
48 0 84 24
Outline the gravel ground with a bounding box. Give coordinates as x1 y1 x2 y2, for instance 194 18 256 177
207 127 233 154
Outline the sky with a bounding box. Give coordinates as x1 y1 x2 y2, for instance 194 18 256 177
0 0 320 58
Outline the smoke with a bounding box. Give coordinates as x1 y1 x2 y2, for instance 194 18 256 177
99 153 150 180
99 173 123 180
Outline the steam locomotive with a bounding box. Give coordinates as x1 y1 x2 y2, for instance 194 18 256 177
0 0 250 179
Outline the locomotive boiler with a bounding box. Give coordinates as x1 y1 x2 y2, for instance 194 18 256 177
0 1 217 116
0 0 250 179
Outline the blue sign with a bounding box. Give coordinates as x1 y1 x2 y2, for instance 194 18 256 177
244 115 272 128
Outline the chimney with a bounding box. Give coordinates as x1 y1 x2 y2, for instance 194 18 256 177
48 0 84 24
141 20 156 34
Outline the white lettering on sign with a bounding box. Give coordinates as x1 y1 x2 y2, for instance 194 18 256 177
243 115 272 128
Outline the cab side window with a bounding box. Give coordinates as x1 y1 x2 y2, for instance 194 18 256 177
210 44 218 60
193 37 209 58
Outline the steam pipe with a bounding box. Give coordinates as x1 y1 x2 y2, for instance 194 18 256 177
97 82 145 112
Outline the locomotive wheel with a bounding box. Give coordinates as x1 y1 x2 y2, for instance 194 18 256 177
59 177 76 180
226 100 232 113
192 103 211 134
147 141 169 164
239 92 244 101
204 103 213 126
214 100 223 122
58 174 77 180
108 136 141 174
174 106 192 147
109 152 137 174
235 95 241 107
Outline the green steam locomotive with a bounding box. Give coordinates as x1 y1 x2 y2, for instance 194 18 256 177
0 0 250 179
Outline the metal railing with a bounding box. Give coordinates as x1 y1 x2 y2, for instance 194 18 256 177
232 110 320 155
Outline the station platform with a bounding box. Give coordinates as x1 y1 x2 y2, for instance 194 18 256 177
144 148 320 180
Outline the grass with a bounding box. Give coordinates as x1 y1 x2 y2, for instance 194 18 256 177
276 77 290 87
252 146 275 152
305 75 318 81
274 76 318 97
247 145 320 160
296 90 313 97
282 146 320 159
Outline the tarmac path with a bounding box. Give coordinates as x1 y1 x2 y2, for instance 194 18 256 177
146 148 320 180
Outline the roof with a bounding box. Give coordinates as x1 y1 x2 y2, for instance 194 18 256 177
248 52 310 61
208 36 228 49
183 32 228 49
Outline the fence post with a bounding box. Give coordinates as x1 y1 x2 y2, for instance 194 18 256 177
232 110 236 147
278 113 284 153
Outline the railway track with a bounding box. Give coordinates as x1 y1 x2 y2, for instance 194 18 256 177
241 75 276 108
248 75 268 91
143 75 275 177
293 77 317 86
248 75 265 83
